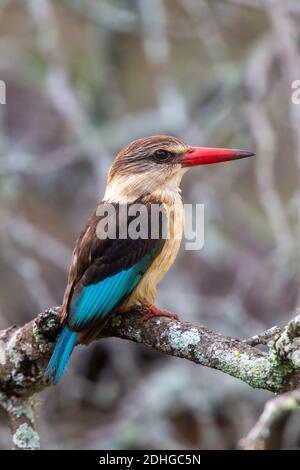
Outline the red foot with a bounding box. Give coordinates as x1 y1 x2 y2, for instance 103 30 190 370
142 303 179 323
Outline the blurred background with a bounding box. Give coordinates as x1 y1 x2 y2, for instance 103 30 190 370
0 0 300 450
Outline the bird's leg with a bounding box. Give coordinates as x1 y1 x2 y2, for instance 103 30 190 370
142 302 179 323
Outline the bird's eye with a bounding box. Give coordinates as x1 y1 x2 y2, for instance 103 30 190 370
152 149 172 163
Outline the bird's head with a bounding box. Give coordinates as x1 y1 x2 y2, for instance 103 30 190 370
105 135 254 202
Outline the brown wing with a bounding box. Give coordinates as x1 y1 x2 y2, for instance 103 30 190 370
61 200 166 326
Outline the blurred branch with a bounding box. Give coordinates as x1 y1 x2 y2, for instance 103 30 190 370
241 388 300 450
2 215 71 272
265 1 300 303
62 0 138 33
244 37 295 265
247 102 294 262
266 0 300 168
225 0 300 14
180 0 232 72
0 145 87 175
26 0 111 185
138 0 188 131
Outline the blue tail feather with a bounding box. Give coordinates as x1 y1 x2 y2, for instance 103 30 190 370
45 327 77 384
45 252 159 383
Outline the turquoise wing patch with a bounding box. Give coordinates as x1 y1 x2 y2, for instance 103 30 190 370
68 252 153 329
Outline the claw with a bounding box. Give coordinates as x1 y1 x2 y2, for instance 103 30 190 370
142 303 179 323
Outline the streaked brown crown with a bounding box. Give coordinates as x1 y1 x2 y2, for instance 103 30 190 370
108 135 188 181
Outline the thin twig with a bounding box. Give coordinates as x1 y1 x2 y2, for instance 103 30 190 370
243 325 282 346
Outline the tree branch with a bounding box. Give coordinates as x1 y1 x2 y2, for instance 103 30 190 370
241 388 300 450
0 394 40 449
1 306 300 449
0 306 300 401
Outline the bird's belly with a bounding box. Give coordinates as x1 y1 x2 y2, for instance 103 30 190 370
134 237 182 303
120 197 184 310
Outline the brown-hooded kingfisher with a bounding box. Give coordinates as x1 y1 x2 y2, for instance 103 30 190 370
46 135 254 383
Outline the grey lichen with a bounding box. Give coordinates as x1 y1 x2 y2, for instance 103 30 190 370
168 324 200 351
275 315 300 359
12 423 40 449
291 349 300 367
3 328 29 386
231 353 275 388
193 342 294 391
0 340 6 366
32 322 55 354
1 397 37 429
6 329 22 369
12 372 25 386
10 402 35 424
127 326 142 343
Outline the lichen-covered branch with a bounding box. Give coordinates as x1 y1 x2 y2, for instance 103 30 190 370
0 306 300 401
275 315 300 366
0 395 40 449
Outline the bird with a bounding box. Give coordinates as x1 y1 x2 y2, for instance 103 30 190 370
45 135 254 383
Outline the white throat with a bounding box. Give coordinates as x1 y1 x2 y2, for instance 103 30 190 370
104 167 188 204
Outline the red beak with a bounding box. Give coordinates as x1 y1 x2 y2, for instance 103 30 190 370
181 146 255 167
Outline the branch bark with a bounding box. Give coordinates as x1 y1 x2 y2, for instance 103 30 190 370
1 306 300 449
0 306 300 401
0 394 40 449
